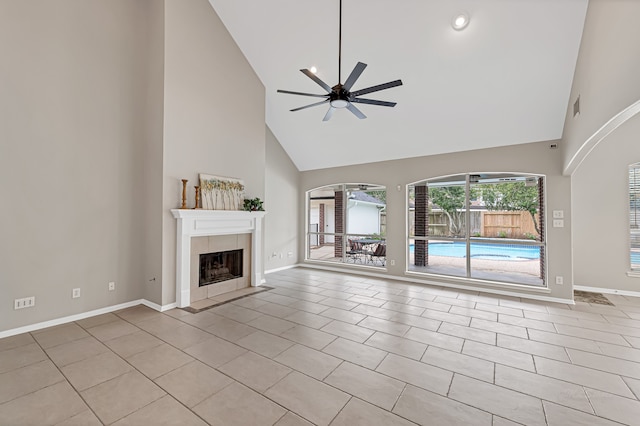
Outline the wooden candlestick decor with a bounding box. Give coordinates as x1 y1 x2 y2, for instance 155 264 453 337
181 179 188 209
194 185 201 209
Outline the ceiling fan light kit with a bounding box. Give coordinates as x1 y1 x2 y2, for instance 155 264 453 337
277 0 403 121
452 12 470 31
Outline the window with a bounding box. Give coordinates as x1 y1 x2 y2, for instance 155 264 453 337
630 163 640 270
408 173 546 287
307 184 386 268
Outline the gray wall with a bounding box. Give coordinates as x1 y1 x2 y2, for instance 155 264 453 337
265 126 300 272
0 0 163 332
162 0 266 305
561 0 640 174
141 1 166 306
0 0 266 332
301 141 573 302
563 0 640 294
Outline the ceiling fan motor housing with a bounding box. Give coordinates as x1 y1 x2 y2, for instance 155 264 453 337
330 85 351 108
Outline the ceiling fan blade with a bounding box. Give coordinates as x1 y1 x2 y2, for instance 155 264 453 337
290 99 329 112
300 69 332 93
350 98 397 107
351 79 403 97
277 89 328 98
346 103 367 119
343 62 367 91
323 107 335 121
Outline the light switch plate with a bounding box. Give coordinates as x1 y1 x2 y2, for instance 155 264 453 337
552 210 564 219
553 219 564 228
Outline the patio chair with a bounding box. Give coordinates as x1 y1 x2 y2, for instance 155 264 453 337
370 243 386 266
346 239 365 263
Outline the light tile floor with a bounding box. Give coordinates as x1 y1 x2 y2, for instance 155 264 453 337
2 268 640 425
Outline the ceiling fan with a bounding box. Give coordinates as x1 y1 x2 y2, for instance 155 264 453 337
277 0 403 121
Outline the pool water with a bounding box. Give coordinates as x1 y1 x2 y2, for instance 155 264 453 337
410 242 540 261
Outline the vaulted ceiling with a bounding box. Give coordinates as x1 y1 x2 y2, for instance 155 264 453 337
208 0 588 171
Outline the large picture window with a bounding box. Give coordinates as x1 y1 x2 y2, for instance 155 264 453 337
408 173 546 287
630 163 640 271
307 184 386 268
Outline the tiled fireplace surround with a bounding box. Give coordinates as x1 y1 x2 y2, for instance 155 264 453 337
171 210 266 308
190 234 251 303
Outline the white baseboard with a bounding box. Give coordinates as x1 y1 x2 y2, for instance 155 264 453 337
265 264 298 274
142 299 176 312
397 274 574 305
298 263 575 305
0 299 176 339
574 285 640 299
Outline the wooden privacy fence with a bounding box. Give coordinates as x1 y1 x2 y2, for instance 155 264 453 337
409 210 539 239
481 211 538 238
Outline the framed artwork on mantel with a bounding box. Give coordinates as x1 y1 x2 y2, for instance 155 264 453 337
199 174 245 210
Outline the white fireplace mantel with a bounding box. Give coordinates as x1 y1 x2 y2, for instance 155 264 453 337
171 209 267 308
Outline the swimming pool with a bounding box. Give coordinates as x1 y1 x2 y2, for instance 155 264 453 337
410 241 540 261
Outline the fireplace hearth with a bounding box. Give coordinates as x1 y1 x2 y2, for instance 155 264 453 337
199 249 243 286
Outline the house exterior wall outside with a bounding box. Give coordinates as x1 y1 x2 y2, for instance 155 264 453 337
0 0 162 332
561 0 640 173
300 141 573 301
162 0 266 305
309 200 335 244
346 201 381 236
309 204 320 232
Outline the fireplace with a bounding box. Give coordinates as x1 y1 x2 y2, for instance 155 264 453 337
171 209 266 308
199 249 243 286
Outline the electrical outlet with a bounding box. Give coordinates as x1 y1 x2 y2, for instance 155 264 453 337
108 281 115 291
390 260 395 266
555 276 564 285
14 296 35 310
72 288 81 298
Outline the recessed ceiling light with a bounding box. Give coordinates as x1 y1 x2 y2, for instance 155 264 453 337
310 66 317 74
452 12 470 31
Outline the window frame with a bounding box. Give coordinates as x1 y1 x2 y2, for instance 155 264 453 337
306 183 387 268
629 163 640 271
407 172 547 287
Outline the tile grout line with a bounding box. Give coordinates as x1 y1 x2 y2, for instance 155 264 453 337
28 328 107 425
8 269 640 425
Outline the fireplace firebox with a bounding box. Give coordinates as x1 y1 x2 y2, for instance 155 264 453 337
199 249 243 286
